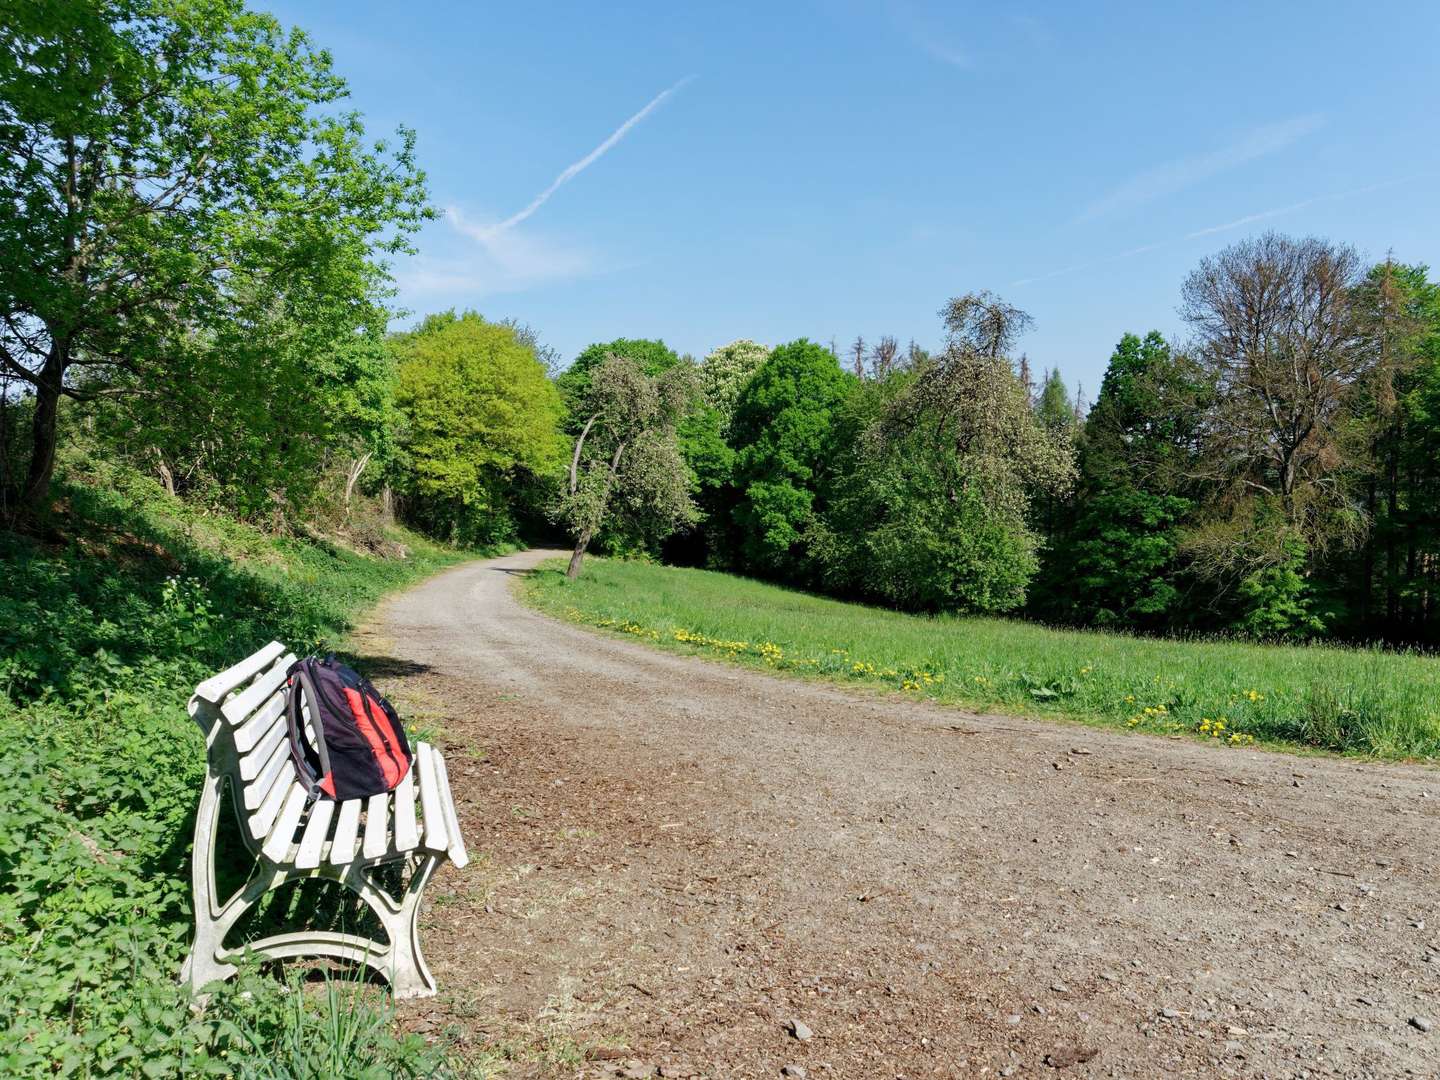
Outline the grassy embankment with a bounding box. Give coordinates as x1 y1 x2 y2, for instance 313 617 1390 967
0 459 492 1077
523 557 1440 761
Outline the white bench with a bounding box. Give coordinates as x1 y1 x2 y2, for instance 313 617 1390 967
180 641 468 999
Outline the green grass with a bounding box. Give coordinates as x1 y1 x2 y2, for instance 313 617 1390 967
0 460 497 1077
522 557 1440 762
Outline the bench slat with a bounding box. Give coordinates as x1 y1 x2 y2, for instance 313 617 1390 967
393 764 419 852
295 799 335 869
434 750 468 868
262 784 308 863
249 770 293 839
362 792 389 859
244 734 292 811
234 688 287 757
329 798 362 865
223 654 294 730
417 744 448 853
240 712 287 782
194 641 285 704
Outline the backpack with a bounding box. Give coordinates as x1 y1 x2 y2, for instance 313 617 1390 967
284 655 413 801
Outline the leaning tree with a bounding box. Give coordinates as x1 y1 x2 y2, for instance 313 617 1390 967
559 354 698 579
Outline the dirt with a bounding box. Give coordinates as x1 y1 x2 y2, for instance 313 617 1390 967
356 549 1440 1079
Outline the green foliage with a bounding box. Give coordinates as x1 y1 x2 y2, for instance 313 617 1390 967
1033 368 1078 436
524 556 1440 760
1233 537 1326 640
729 339 854 580
557 354 700 571
392 310 565 545
0 0 430 512
818 298 1074 613
0 461 483 1075
556 337 682 423
1031 332 1194 628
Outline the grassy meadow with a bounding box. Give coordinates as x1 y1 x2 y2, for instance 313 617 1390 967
0 458 490 1077
523 557 1440 761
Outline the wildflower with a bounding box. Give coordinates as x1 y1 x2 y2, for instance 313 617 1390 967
1079 666 1093 676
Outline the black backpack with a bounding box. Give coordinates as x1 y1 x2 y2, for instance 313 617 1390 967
285 655 413 801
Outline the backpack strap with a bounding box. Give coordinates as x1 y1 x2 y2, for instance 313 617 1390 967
286 660 333 800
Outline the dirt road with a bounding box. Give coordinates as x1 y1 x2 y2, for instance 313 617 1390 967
363 550 1440 1079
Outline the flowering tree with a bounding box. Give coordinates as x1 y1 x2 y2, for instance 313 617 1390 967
699 339 770 430
559 355 698 578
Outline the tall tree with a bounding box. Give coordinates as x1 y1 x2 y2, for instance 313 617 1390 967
560 355 698 578
698 338 770 432
818 294 1075 612
391 312 564 545
1179 233 1369 633
1034 368 1077 436
1030 332 1195 628
730 339 854 581
0 0 429 516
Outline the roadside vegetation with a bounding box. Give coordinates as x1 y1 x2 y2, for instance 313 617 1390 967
0 455 490 1075
524 557 1440 761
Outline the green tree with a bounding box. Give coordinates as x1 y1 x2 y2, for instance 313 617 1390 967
392 311 564 545
559 355 698 578
729 339 855 581
1346 261 1440 640
1031 332 1195 629
556 337 682 422
1034 368 1078 436
0 0 428 516
817 295 1074 612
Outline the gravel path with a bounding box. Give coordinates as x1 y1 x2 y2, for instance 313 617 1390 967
366 549 1440 1079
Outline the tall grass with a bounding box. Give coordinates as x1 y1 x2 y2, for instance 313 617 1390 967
523 558 1440 760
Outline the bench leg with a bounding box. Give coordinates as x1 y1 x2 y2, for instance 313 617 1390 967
343 854 440 999
183 764 444 999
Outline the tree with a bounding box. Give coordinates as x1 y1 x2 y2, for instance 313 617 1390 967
392 312 564 545
870 335 900 380
729 339 855 581
556 337 682 423
1034 368 1078 437
1180 233 1368 579
816 294 1075 612
0 0 428 516
559 355 698 578
1030 332 1195 628
1174 234 1379 636
1345 260 1440 637
698 339 770 431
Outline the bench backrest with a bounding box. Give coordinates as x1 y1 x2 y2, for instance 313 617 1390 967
189 641 468 870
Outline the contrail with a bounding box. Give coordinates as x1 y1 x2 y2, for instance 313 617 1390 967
1011 174 1432 288
483 76 695 236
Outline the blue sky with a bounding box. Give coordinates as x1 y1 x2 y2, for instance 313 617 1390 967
267 0 1439 395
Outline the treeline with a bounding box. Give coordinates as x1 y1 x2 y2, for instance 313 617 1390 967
542 236 1440 648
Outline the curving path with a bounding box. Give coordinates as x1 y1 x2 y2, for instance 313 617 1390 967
364 549 1440 1079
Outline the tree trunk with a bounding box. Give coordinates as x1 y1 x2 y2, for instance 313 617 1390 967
155 453 176 497
344 451 373 515
21 375 62 515
381 484 394 524
567 528 592 580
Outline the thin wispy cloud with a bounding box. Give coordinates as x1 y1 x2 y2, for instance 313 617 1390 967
1183 176 1424 239
481 75 695 237
1012 175 1429 288
889 0 972 68
1079 114 1327 222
